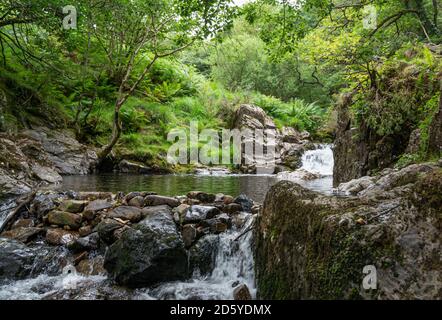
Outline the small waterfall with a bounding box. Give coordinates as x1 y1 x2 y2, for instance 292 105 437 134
139 213 256 300
300 144 334 176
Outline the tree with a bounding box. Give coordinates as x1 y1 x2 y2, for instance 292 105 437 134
86 0 235 162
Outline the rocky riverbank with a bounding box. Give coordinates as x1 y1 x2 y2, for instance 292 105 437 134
254 161 441 299
0 189 257 300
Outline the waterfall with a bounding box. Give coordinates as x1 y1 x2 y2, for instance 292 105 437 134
137 213 256 300
300 144 334 176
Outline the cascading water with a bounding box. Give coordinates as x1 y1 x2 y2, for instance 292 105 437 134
136 213 256 300
276 144 334 194
301 144 334 177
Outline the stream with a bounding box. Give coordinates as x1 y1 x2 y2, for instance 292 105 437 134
0 144 334 300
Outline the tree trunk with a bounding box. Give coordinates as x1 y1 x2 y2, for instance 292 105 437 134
97 99 123 163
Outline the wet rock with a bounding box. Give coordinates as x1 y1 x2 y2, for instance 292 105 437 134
0 237 67 281
187 191 216 203
233 194 253 213
251 205 261 215
125 191 155 202
46 228 78 245
233 284 252 300
182 224 198 248
79 225 92 237
144 195 180 208
172 204 190 223
199 218 228 234
104 208 188 287
222 203 242 214
189 235 219 276
141 205 172 218
76 256 106 276
127 196 145 208
84 199 113 213
232 212 249 229
183 205 220 224
95 219 124 244
222 195 234 205
58 200 87 213
107 206 142 223
47 211 82 229
76 192 113 201
12 218 34 229
215 213 232 227
1 227 43 243
68 232 100 252
30 193 64 218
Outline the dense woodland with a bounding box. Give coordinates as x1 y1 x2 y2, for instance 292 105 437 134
0 0 441 170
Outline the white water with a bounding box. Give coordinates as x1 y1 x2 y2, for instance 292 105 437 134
301 144 334 176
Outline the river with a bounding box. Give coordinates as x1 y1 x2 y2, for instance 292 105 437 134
0 144 334 300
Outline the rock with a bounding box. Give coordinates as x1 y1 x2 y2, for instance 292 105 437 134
173 204 190 223
141 205 172 218
68 232 100 252
144 195 180 207
183 205 220 224
47 211 82 229
231 212 249 229
187 191 216 203
31 163 62 184
84 199 113 213
255 173 441 300
58 200 87 213
233 284 252 300
127 196 145 208
182 224 198 248
223 195 234 205
281 127 302 144
76 257 106 276
95 219 124 244
0 238 65 280
233 194 253 213
1 227 43 243
337 176 375 195
199 218 228 234
46 228 78 245
12 218 34 229
118 160 152 174
276 169 320 181
251 205 261 215
215 213 232 227
76 192 113 201
107 206 142 223
234 104 276 130
30 192 64 219
21 127 97 175
405 129 421 154
222 203 242 214
104 208 188 287
78 225 92 237
189 235 219 276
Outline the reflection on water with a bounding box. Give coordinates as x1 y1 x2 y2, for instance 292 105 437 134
60 174 278 203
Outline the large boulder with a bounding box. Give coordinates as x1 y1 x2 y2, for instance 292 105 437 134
0 238 65 281
255 167 441 300
189 235 219 276
104 206 188 287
